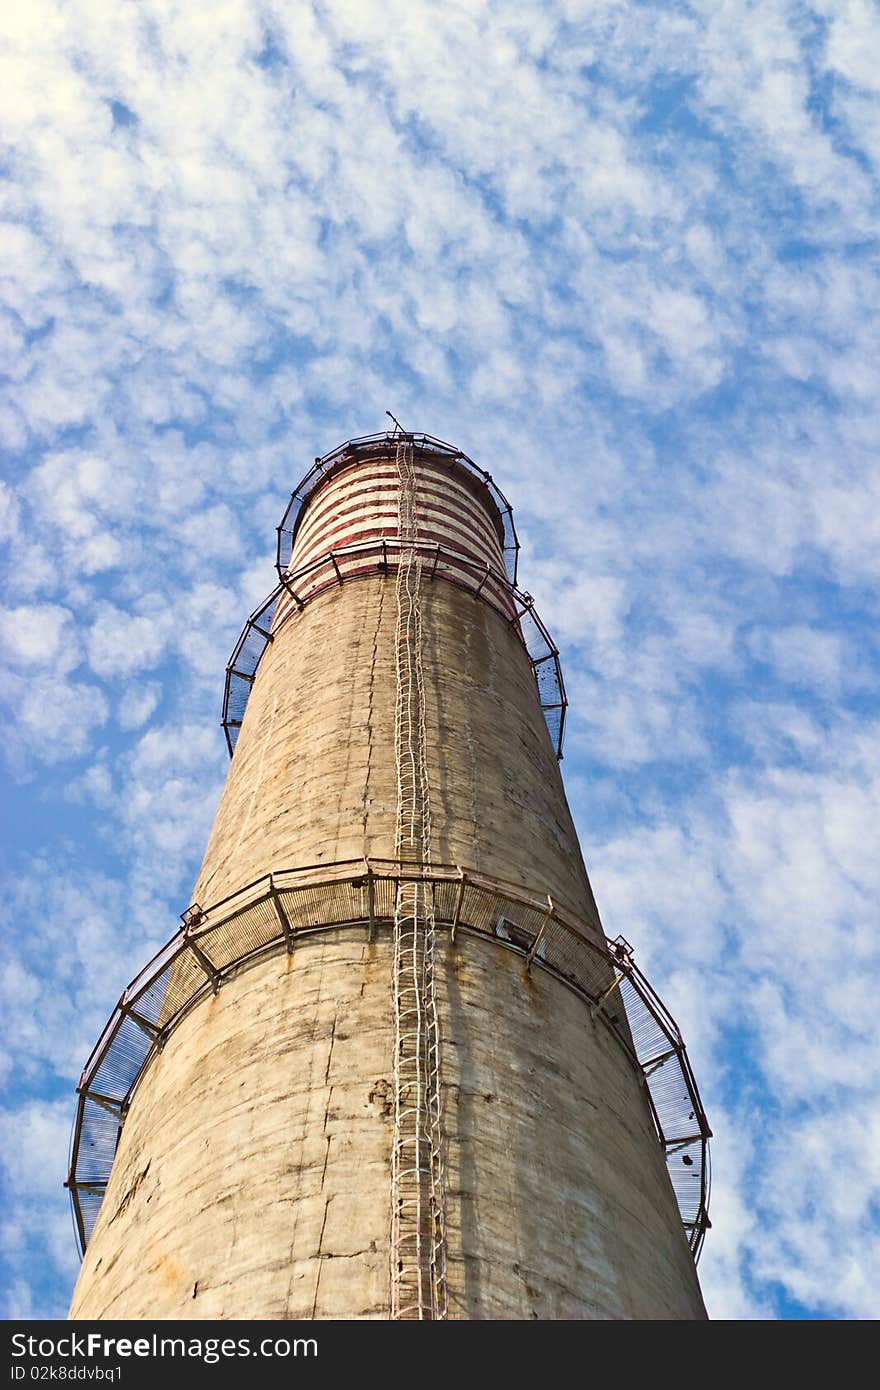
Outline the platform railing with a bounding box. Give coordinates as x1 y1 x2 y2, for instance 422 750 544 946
276 432 520 586
66 860 711 1264
222 538 566 758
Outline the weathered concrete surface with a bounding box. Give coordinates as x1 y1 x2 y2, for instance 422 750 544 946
70 931 704 1320
193 576 604 941
440 934 704 1319
70 458 706 1321
71 932 391 1321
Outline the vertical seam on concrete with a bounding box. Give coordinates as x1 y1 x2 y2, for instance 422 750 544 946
324 1010 338 1087
311 1199 330 1317
320 1003 336 1238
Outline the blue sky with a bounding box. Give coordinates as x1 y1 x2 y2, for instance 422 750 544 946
1 0 879 1320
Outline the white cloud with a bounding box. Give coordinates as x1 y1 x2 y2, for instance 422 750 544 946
24 451 130 577
86 602 171 678
0 1098 83 1318
0 481 20 542
0 602 77 671
116 680 161 731
821 0 880 95
590 715 880 1316
3 673 108 766
753 1107 880 1318
746 624 846 696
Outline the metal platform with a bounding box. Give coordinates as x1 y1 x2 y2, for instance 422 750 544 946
66 859 711 1264
221 543 567 758
276 432 520 585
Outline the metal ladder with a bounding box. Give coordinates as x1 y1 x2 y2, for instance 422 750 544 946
389 435 448 1320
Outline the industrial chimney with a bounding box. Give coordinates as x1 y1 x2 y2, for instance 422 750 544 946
67 431 710 1320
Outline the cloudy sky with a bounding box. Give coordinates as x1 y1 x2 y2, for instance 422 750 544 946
2 0 879 1321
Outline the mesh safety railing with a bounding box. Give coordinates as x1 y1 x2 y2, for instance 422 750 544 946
276 433 519 586
222 544 566 758
66 861 711 1263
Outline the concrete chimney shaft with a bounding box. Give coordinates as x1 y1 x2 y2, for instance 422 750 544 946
68 436 707 1320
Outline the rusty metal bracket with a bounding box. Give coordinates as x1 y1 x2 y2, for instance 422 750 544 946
84 1091 126 1120
281 575 304 611
665 1136 704 1156
591 971 624 1020
525 895 554 971
185 938 221 994
366 864 376 942
269 877 295 954
125 1006 165 1049
451 868 466 943
474 563 491 597
642 1047 678 1078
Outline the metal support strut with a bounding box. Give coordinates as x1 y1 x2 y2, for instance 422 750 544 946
389 436 448 1320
